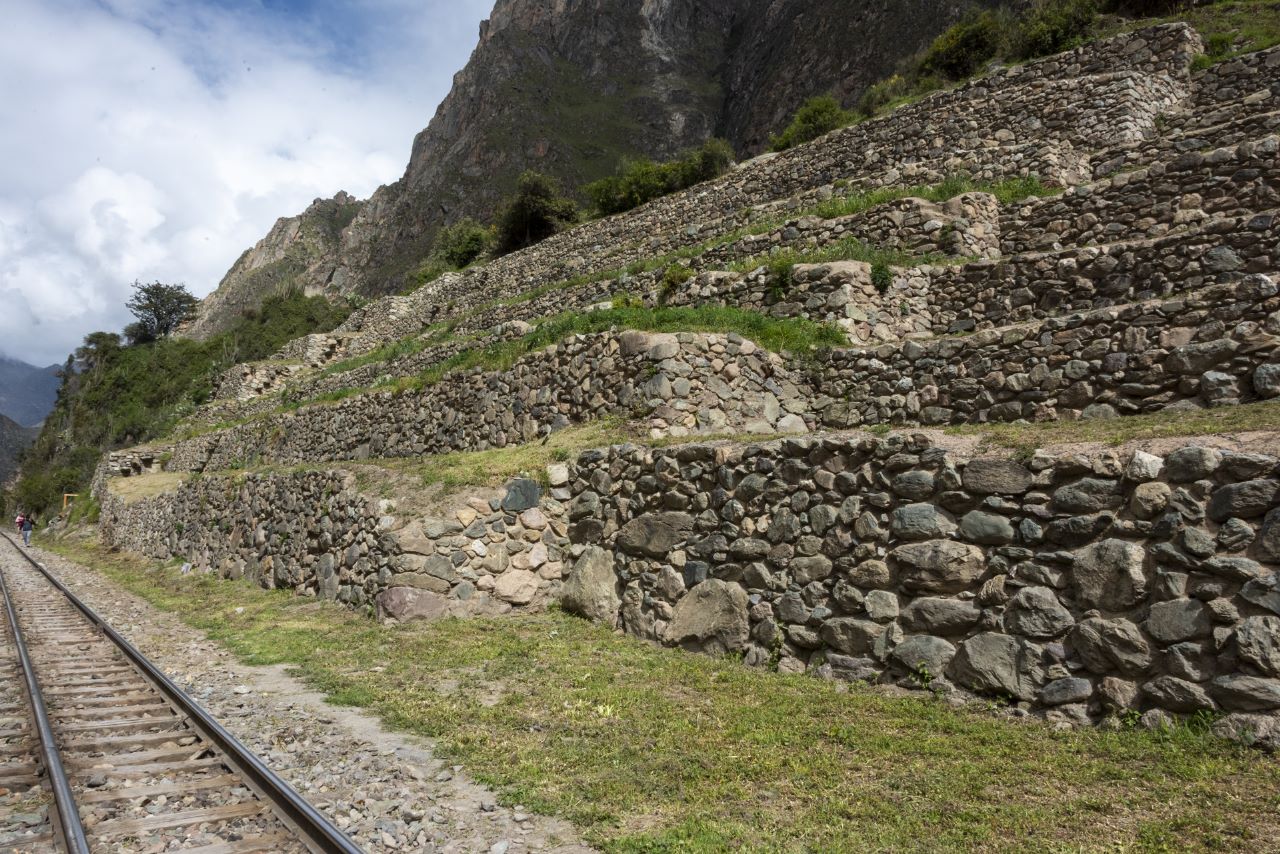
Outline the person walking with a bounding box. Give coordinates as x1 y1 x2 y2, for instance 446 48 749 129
20 514 34 546
14 513 23 535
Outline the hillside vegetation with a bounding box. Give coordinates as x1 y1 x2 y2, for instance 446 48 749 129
9 291 349 514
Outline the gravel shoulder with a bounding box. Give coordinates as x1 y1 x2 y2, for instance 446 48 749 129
29 541 595 854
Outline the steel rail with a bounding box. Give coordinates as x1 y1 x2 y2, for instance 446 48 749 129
1 534 363 854
0 544 91 854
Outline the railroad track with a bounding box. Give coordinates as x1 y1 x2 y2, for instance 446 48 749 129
0 534 362 853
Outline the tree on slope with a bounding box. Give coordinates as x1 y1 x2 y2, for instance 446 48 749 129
124 280 198 344
495 171 579 254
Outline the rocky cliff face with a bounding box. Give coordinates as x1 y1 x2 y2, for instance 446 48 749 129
190 0 998 338
186 193 362 339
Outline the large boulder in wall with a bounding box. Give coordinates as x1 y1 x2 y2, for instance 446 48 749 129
559 546 622 625
376 587 450 623
664 579 749 654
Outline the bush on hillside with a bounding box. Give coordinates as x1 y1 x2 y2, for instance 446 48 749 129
584 138 735 217
433 218 494 269
920 9 1010 79
495 171 579 254
769 95 856 152
1012 0 1101 60
9 289 351 516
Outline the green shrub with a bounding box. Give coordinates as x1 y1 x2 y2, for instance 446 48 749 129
921 10 1009 79
871 263 895 294
495 171 579 254
769 95 856 152
1012 0 1100 60
584 139 735 217
658 266 694 304
433 218 493 269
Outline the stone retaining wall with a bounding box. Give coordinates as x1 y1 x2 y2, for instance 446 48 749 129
99 472 572 619
165 331 811 474
926 209 1280 333
557 432 1280 741
1003 135 1279 255
328 26 1195 347
810 276 1280 428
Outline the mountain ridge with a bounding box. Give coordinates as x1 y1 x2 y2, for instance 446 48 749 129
185 0 1002 339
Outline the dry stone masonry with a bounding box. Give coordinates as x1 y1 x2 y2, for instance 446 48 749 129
557 435 1280 745
101 471 572 619
93 24 1280 742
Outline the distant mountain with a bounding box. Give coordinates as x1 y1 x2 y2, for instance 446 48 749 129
0 413 38 485
0 355 61 427
187 0 1007 337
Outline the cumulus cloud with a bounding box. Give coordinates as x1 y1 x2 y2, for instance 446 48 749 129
0 0 492 365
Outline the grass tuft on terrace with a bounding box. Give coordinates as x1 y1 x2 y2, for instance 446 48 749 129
950 399 1280 456
284 305 845 410
44 537 1280 853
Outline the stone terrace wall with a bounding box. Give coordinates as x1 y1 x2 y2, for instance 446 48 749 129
328 25 1197 342
99 472 573 618
697 192 1002 267
437 68 1180 307
1091 45 1280 177
559 432 1280 740
165 331 812 474
926 209 1280 333
1186 46 1280 116
810 276 1280 428
1002 135 1279 255
280 322 534 405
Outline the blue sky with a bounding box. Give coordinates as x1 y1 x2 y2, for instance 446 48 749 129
0 0 493 365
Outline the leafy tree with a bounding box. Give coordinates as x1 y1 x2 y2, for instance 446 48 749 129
584 139 735 217
495 171 579 254
124 280 199 344
433 218 493 268
920 10 1009 80
769 96 856 153
74 332 122 375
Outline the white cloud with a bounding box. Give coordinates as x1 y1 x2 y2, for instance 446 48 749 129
0 0 492 365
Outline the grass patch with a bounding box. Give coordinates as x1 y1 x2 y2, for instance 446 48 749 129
726 237 948 290
107 472 189 504
950 398 1280 455
312 331 442 379
810 175 1057 221
46 538 1280 852
354 419 637 490
285 305 846 410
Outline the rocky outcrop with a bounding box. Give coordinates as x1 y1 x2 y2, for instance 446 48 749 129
0 413 38 485
189 0 1009 332
186 193 363 339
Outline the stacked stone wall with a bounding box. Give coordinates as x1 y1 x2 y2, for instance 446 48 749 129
99 472 572 617
927 210 1280 332
323 25 1195 354
811 276 1280 428
559 432 1280 739
165 331 811 475
1003 135 1279 254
